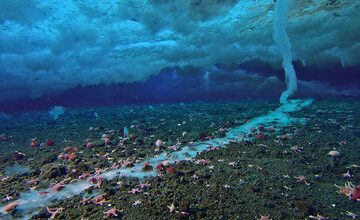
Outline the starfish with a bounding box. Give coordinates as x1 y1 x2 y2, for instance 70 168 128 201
342 171 352 178
103 208 121 218
2 195 13 202
167 203 176 213
309 214 327 220
196 159 210 165
295 175 310 185
26 179 39 185
290 145 303 153
92 194 106 206
168 145 179 151
138 183 151 189
345 211 357 219
3 201 19 213
179 211 190 217
80 197 90 205
223 184 231 189
51 183 65 191
39 191 49 196
132 199 142 206
95 168 107 175
128 188 141 194
29 186 38 190
1 176 10 182
46 207 64 219
78 173 91 180
228 162 236 166
259 215 272 220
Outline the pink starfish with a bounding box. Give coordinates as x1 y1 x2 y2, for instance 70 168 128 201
196 159 210 165
259 215 272 220
78 173 91 180
51 183 65 191
92 194 106 206
123 160 133 167
89 176 103 185
295 176 310 185
111 163 120 169
138 183 151 189
168 145 179 151
103 208 121 218
46 207 64 219
95 168 106 175
290 145 303 153
26 179 39 185
128 188 141 194
39 191 49 196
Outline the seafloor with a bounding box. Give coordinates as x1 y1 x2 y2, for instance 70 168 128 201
0 98 359 219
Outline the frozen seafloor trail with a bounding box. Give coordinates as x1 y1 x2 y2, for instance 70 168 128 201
1 99 313 219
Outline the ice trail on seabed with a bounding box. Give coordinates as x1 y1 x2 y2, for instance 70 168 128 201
0 99 313 219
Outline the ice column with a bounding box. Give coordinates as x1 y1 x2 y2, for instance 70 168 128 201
273 0 298 103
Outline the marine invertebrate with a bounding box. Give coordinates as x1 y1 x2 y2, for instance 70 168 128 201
290 145 303 153
122 160 134 167
335 182 360 201
142 162 153 171
328 150 341 157
85 141 93 148
295 175 310 185
58 147 78 161
103 208 121 218
80 197 90 205
156 163 164 170
167 203 176 213
46 140 55 146
138 182 151 189
30 138 39 147
3 201 19 213
128 188 141 194
132 200 142 206
168 145 179 151
259 215 272 220
46 207 64 219
256 133 264 139
196 159 210 165
166 166 176 174
92 194 106 206
155 139 164 147
51 182 65 191
27 178 39 185
78 173 91 180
